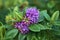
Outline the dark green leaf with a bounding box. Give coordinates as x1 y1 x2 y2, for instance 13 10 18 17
3 25 14 30
53 26 60 35
31 36 38 40
38 12 44 22
39 24 51 30
27 34 31 40
41 10 50 21
5 29 18 39
18 33 26 40
27 33 38 40
29 24 51 32
29 24 41 32
54 21 60 26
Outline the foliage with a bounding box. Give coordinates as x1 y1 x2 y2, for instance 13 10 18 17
0 0 60 40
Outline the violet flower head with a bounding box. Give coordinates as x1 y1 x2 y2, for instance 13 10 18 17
14 21 29 34
26 7 39 24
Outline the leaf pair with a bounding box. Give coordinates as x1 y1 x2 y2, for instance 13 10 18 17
29 24 51 32
39 10 59 26
38 10 50 22
5 29 18 40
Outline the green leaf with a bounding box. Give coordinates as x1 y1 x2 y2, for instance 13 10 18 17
29 24 41 32
27 33 38 40
53 26 60 35
5 14 15 23
29 24 51 32
7 6 23 22
50 11 59 24
3 25 14 30
54 21 60 26
39 24 51 30
27 34 31 40
41 10 50 21
51 11 59 23
15 12 23 20
27 35 31 40
13 6 23 21
18 33 26 40
38 12 44 22
5 29 18 39
31 36 38 40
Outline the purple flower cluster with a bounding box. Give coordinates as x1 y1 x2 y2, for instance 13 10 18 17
26 7 39 24
14 7 39 34
14 21 29 34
